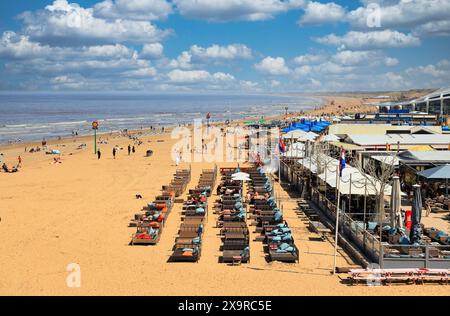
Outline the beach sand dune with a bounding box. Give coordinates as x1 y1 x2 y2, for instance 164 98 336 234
0 132 449 296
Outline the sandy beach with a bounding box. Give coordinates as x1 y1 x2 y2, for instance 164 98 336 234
0 103 449 296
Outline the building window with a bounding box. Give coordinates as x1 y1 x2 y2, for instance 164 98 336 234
416 102 427 112
429 100 441 114
444 98 450 115
403 103 413 112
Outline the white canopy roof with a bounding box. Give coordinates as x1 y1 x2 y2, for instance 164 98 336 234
321 134 340 142
283 130 307 139
299 154 399 196
298 134 317 142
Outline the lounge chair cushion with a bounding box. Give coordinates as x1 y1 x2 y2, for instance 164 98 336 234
279 243 291 251
196 208 205 214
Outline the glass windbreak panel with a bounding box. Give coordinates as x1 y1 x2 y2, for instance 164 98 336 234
444 98 450 115
403 103 413 111
429 100 441 114
416 102 427 112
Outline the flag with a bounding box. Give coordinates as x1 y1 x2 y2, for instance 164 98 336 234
278 136 286 153
339 148 346 177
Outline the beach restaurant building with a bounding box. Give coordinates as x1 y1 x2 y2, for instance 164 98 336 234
379 87 450 117
279 154 450 269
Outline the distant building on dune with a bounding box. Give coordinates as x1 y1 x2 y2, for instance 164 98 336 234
377 87 450 118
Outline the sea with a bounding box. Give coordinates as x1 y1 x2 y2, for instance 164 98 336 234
0 92 322 144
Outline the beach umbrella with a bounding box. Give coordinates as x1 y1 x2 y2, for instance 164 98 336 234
410 184 423 244
321 134 340 142
298 134 317 142
306 131 319 138
232 172 250 181
390 176 402 229
417 164 450 196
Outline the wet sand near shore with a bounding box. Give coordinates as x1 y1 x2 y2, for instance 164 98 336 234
0 99 449 296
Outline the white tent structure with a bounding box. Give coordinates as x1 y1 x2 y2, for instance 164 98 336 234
321 134 340 142
298 133 318 142
299 154 399 196
282 130 307 139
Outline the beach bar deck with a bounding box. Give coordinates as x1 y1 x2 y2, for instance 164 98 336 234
279 157 450 269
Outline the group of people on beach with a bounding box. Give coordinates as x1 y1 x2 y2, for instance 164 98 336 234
1 154 22 173
97 144 138 160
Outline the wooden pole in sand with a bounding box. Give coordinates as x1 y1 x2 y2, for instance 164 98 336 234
333 164 341 275
92 121 99 154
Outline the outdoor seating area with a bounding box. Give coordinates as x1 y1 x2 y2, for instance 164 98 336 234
130 168 191 245
279 152 450 269
215 168 250 265
169 168 216 262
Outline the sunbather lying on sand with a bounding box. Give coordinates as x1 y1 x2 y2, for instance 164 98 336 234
2 163 18 173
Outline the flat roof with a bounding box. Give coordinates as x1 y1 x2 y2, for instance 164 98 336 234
398 150 450 163
329 124 441 136
347 134 450 146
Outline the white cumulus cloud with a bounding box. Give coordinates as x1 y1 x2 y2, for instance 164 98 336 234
299 1 346 25
141 43 164 59
174 0 305 22
190 44 252 60
19 0 171 46
94 0 173 21
167 69 235 83
314 30 421 50
255 56 290 75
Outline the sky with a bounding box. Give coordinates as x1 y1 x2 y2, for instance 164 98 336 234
0 0 449 93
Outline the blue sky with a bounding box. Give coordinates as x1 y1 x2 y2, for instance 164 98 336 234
0 0 449 92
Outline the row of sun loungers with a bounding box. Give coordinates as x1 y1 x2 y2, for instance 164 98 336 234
130 168 191 246
169 168 217 262
162 166 192 197
217 168 250 264
248 168 299 263
349 268 450 285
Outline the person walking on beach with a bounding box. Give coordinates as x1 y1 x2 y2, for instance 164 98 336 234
128 145 131 156
132 146 136 154
97 150 101 160
113 147 117 159
17 155 22 168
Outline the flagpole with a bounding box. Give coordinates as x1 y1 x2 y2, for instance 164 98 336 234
333 164 341 275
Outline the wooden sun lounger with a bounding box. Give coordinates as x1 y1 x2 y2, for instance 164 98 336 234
222 251 250 263
268 245 299 263
170 248 200 262
222 240 248 250
220 227 249 235
177 231 201 238
224 232 248 241
182 217 205 224
222 222 247 228
131 226 163 246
